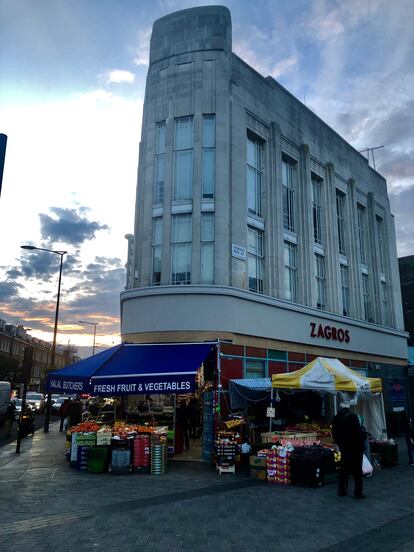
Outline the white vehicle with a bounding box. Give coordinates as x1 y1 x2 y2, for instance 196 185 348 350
26 392 45 413
0 381 12 425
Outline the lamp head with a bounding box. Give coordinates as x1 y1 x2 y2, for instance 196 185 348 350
21 245 37 250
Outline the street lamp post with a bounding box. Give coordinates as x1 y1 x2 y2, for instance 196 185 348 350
78 320 98 356
21 245 67 433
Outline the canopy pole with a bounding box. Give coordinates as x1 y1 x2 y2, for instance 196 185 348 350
269 387 274 432
216 339 221 428
333 393 337 416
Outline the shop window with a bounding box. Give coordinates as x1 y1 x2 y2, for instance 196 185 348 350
268 349 287 361
245 359 266 379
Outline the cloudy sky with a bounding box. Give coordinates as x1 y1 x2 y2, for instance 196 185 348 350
0 0 413 357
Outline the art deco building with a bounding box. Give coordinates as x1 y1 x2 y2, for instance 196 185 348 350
122 6 407 413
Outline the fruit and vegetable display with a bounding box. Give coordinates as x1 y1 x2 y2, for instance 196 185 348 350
70 422 101 433
293 423 332 437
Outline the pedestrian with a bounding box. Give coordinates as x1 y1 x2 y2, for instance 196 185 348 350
400 410 414 466
177 399 189 450
4 400 16 437
68 397 82 428
188 397 200 439
332 400 367 499
59 398 70 432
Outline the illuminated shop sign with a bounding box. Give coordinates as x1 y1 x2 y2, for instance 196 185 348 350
310 322 350 343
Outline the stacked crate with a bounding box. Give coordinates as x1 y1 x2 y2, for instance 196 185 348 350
133 434 150 472
202 391 214 462
266 449 292 485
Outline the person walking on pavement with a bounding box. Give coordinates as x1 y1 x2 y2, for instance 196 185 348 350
4 400 16 437
188 397 200 439
332 400 367 499
400 410 414 466
59 398 70 432
68 397 82 428
177 399 190 450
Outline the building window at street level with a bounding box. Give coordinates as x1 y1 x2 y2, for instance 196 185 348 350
312 175 323 244
336 190 346 255
202 115 215 199
173 116 193 201
340 264 349 316
247 226 263 294
357 204 367 264
171 214 192 285
284 241 297 302
282 156 296 232
376 216 386 273
245 359 265 379
315 253 326 310
152 217 162 285
247 134 263 217
201 213 214 284
154 122 165 203
362 273 371 321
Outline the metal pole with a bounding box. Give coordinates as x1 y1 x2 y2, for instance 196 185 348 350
92 323 97 356
217 339 221 427
16 346 33 453
44 252 64 433
269 387 274 432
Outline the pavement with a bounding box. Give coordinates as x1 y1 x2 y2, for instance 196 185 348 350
1 424 414 552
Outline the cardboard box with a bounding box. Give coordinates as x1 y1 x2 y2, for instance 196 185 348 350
250 468 267 481
249 455 267 468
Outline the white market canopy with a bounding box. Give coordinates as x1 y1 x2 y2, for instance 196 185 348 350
271 357 382 395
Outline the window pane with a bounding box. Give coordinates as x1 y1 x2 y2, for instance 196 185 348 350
245 360 265 378
152 245 162 285
203 115 215 147
156 123 165 154
175 117 193 149
201 243 214 284
202 213 214 241
174 150 193 200
171 243 191 284
155 154 165 203
202 149 215 198
153 217 162 245
246 135 263 217
172 214 192 243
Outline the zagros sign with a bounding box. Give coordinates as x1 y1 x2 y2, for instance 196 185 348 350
310 322 350 343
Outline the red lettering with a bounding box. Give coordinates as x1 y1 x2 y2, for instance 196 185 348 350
337 329 345 342
324 326 332 339
310 322 316 337
317 324 325 338
310 322 350 343
344 330 350 343
331 327 338 340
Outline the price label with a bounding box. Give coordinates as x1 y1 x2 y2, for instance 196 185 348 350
266 407 275 418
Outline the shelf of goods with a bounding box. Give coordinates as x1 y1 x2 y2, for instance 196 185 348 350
202 391 214 463
214 438 238 475
260 431 318 446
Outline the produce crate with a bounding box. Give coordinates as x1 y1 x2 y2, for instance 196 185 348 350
87 446 109 473
110 449 131 474
369 442 398 467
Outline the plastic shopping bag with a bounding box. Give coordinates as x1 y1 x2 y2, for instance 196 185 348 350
362 453 373 477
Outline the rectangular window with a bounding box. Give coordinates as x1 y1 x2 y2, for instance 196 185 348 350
154 122 165 203
376 216 386 272
362 273 371 321
336 190 346 255
315 254 326 310
173 116 193 201
247 134 263 217
201 212 214 284
152 217 162 285
340 265 349 316
312 175 322 244
284 241 297 302
282 157 296 232
171 214 192 285
381 280 390 326
357 204 367 263
245 359 265 379
202 115 215 199
247 226 264 294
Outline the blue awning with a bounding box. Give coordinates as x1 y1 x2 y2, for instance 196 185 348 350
229 378 271 409
46 342 215 396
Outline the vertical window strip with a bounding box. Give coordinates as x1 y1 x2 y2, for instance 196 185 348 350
340 265 349 316
376 216 386 273
155 122 165 203
201 212 214 284
284 241 297 302
171 214 192 285
247 135 263 217
358 205 367 263
202 115 215 199
362 273 370 321
152 217 162 285
247 226 264 294
315 254 326 310
312 177 322 244
282 158 295 232
336 190 346 255
381 281 390 326
173 116 193 201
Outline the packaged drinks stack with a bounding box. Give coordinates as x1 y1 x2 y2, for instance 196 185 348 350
76 446 89 471
111 449 131 474
133 434 150 472
267 448 292 485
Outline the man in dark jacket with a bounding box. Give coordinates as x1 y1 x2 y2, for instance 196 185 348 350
332 401 366 499
68 397 82 428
